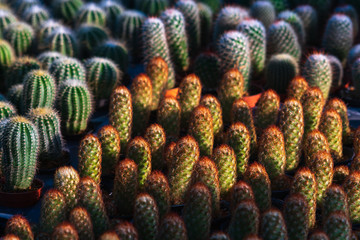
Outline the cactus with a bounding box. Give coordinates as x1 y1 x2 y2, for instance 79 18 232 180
336 4 359 38
301 87 325 136
157 213 187 240
309 231 330 240
343 171 360 224
51 222 79 240
200 95 223 141
113 159 138 216
286 76 309 101
135 0 168 16
168 136 199 204
1 234 20 240
77 3 106 27
22 5 49 29
283 194 309 240
327 55 344 89
254 89 280 134
37 20 62 49
146 57 168 110
231 180 255 211
164 141 176 170
40 189 66 234
324 212 351 240
99 231 119 240
52 0 83 22
294 5 318 45
76 24 109 57
352 154 360 172
0 10 17 38
37 51 63 70
100 0 123 31
1 116 39 190
217 31 251 91
244 235 262 240
244 162 271 212
0 101 16 120
0 39 15 84
250 1 275 29
49 57 85 84
54 166 79 213
69 207 94 240
5 57 40 90
93 40 129 73
6 84 23 110
290 168 317 228
322 14 353 64
333 165 350 185
193 52 221 91
260 208 288 240
157 96 180 140
144 124 166 170
114 221 138 240
145 171 170 219
133 193 159 240
98 125 121 176
279 98 304 171
278 10 306 46
267 20 301 61
5 215 34 240
322 185 349 222
44 26 78 57
4 22 33 57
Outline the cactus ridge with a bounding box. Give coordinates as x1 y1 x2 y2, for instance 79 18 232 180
23 5 49 29
77 3 106 27
0 101 16 121
146 57 168 110
157 96 180 140
69 207 95 240
200 94 223 141
37 51 64 70
54 166 79 212
52 0 84 23
5 215 34 240
49 57 85 84
45 26 78 57
6 57 40 90
194 53 221 92
254 89 280 133
4 21 34 57
250 1 275 29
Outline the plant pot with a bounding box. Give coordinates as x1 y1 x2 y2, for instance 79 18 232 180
0 178 44 208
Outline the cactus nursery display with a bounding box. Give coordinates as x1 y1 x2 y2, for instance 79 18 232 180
3 0 360 239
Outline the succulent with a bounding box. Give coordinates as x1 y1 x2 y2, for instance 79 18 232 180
343 171 360 224
198 2 213 48
52 0 84 23
0 10 17 38
69 207 95 240
335 4 359 38
324 212 351 240
193 52 221 92
1 116 39 190
327 55 344 89
77 3 106 27
164 141 176 170
301 87 325 136
146 57 168 110
355 127 360 155
5 215 34 240
244 162 271 212
49 57 85 84
286 76 309 101
0 101 16 120
294 5 318 45
37 20 62 48
1 234 20 240
134 0 167 16
5 57 40 90
157 213 187 240
37 51 63 70
76 24 109 57
54 166 79 212
6 84 23 110
333 165 350 185
351 155 360 172
197 0 220 13
40 189 66 234
352 58 360 94
260 208 288 240
113 221 138 240
231 180 255 211
157 96 180 140
98 125 121 176
44 26 78 57
113 159 138 216
200 95 223 141
254 89 280 134
22 5 49 29
278 10 306 46
133 193 159 240
99 231 120 240
144 124 166 170
168 135 199 204
100 0 124 31
93 40 129 73
267 20 301 61
4 21 33 57
322 185 349 222
250 1 275 29
0 39 15 84
51 222 79 240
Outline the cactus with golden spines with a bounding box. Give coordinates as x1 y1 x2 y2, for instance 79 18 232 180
1 234 20 240
260 208 288 240
287 76 309 101
144 124 166 170
303 130 330 166
40 189 66 234
254 90 280 134
231 180 255 211
69 207 94 240
343 171 360 224
200 95 223 141
157 97 181 141
51 222 79 240
164 141 176 170
322 185 349 223
301 87 325 136
5 215 34 240
146 57 168 110
98 125 121 176
113 221 138 240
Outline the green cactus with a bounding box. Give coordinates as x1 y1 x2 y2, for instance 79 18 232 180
54 166 79 213
266 54 299 94
343 171 360 224
279 98 304 171
37 51 63 70
98 125 121 176
198 2 213 48
22 5 49 29
294 5 318 45
45 26 78 57
146 57 168 110
114 221 138 240
250 1 275 29
77 177 110 237
77 3 106 27
93 40 129 73
49 57 85 84
286 76 309 101
260 208 288 240
51 222 79 240
76 24 109 57
200 95 223 141
144 124 166 170
324 212 351 240
133 193 159 240
135 0 168 16
231 180 255 211
5 215 34 240
6 57 40 90
278 10 306 46
267 20 301 61
309 231 330 240
40 189 66 234
37 20 62 49
6 84 23 110
193 52 221 92
157 96 180 140
4 21 33 57
1 116 39 191
69 207 94 240
0 10 17 38
157 213 187 240
217 31 251 91
0 101 16 120
12 0 40 15
322 184 349 222
0 39 15 86
254 89 280 133
333 165 350 185
301 87 325 136
168 135 199 204
244 162 271 212
99 1 121 28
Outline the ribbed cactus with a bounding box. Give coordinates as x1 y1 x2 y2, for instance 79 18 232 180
144 124 166 170
51 222 78 240
45 26 78 57
77 177 109 237
141 17 175 89
333 165 350 185
114 221 138 240
254 90 280 134
5 215 34 240
168 135 199 204
6 84 23 110
0 10 17 38
13 0 40 15
76 24 109 57
260 208 288 240
69 207 94 240
37 20 62 49
198 2 213 48
40 189 66 234
278 10 306 46
324 212 351 240
146 57 168 110
231 180 255 211
77 3 106 27
322 185 349 222
229 200 259 240
157 97 180 140
0 39 15 85
58 79 92 135
286 76 309 101
6 57 40 90
98 125 120 176
49 57 85 84
135 0 167 16
4 22 33 57
301 87 325 136
37 51 63 70
294 5 318 45
327 55 344 89
52 0 83 23
0 101 16 120
1 116 39 190
93 40 128 73
217 31 251 91
267 20 301 61
23 5 49 29
54 166 79 213
250 1 275 29
343 171 360 224
200 95 223 141
290 168 317 228
244 162 271 212
99 231 119 240
100 0 123 32
322 14 353 64
283 194 309 240
133 193 159 240
194 52 221 92
113 159 138 216
157 213 187 240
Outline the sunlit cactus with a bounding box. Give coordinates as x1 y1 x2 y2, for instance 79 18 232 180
200 95 223 141
144 124 166 171
40 189 66 234
254 89 280 134
98 125 121 176
4 21 34 57
301 87 325 136
22 5 49 29
5 215 34 240
69 207 94 240
77 3 106 27
157 96 180 140
54 166 79 212
0 101 16 121
49 57 85 84
146 57 168 110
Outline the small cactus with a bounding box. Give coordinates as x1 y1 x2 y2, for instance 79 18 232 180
113 221 138 240
157 96 180 140
40 189 66 234
0 101 16 121
301 87 325 136
322 185 349 222
69 207 95 240
0 39 15 84
157 213 187 240
93 40 129 73
77 3 106 27
294 5 318 45
146 57 168 110
45 27 78 57
144 124 166 170
5 57 40 90
324 212 351 240
135 0 167 16
343 171 360 224
4 22 33 57
52 0 84 23
260 208 288 240
335 4 359 39
51 222 79 240
37 51 63 70
254 89 280 133
277 10 306 46
37 20 63 49
327 55 343 89
49 57 85 84
286 76 309 101
193 52 221 92
5 215 34 240
333 165 350 185
200 95 223 141
98 125 121 176
309 231 330 240
100 0 124 32
22 5 49 29
250 1 275 29
231 180 255 211
0 10 17 38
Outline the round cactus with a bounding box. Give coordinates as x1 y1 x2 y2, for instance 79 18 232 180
144 124 166 171
294 5 318 45
12 0 40 16
76 24 109 56
193 52 221 92
22 5 49 29
301 87 325 136
324 211 351 240
40 189 66 234
49 57 85 84
0 101 16 121
322 185 349 222
98 125 121 176
0 10 17 38
5 57 40 90
93 40 129 73
200 95 223 141
44 26 78 57
260 208 288 240
37 51 63 70
100 0 124 32
286 76 309 101
135 0 168 16
254 89 280 134
327 55 343 89
4 21 33 57
146 57 168 110
157 213 187 240
69 207 94 240
250 1 275 29
114 221 138 240
278 10 306 46
77 3 106 27
5 215 34 240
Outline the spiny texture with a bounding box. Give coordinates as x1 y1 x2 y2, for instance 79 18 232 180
290 168 317 228
76 24 109 56
279 98 304 171
0 101 16 120
78 134 102 184
37 20 63 48
40 189 66 234
98 125 121 176
144 124 166 171
324 212 351 240
113 221 138 240
355 127 360 155
0 10 17 38
266 54 299 94
301 87 325 136
99 231 119 240
6 57 40 90
168 136 199 204
52 0 84 23
0 39 15 85
231 180 255 211
49 57 85 84
183 183 212 240
278 10 306 46
4 22 33 57
294 5 318 45
244 162 271 212
333 166 350 185
260 208 288 240
93 40 129 73
193 52 221 92
335 4 359 38
322 185 349 222
77 3 106 27
58 79 92 136
69 207 94 240
37 51 63 70
23 5 49 29
157 97 180 140
146 57 168 110
100 0 124 32
200 95 223 141
254 89 280 133
51 222 79 240
109 86 132 152
237 19 266 75
1 234 20 240
160 9 189 73
343 171 360 224
302 53 332 100
217 31 251 91
164 141 176 171
178 74 202 128
113 159 138 216
218 69 244 124
229 200 260 240
286 76 309 101
198 2 213 48
157 213 187 240
319 109 343 162
45 27 78 57
213 144 237 199
1 116 39 190
322 14 353 64
135 0 168 16
5 215 34 240
283 194 309 240
267 20 301 61
250 1 275 29
77 177 109 238
133 193 159 240
351 155 360 172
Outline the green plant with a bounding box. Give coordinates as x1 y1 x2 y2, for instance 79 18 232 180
278 10 306 46
51 222 79 240
157 213 187 240
193 53 221 92
135 0 167 16
77 3 106 27
0 10 17 38
0 39 15 88
157 96 180 140
327 55 343 89
5 215 34 240
45 26 78 57
69 207 94 240
76 24 109 57
200 95 223 141
146 57 168 110
100 0 123 31
286 76 308 101
250 1 275 29
113 221 138 239
98 125 121 176
36 51 63 70
231 180 255 211
37 20 63 49
198 2 213 48
0 101 16 120
6 57 40 90
54 166 79 213
301 87 325 136
93 40 129 73
4 21 33 57
260 208 288 240
40 189 66 234
322 185 349 222
144 124 166 170
49 57 85 84
52 0 84 23
343 171 360 224
294 5 318 45
324 212 351 240
23 5 49 28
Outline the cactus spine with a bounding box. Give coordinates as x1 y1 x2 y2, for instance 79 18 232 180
157 213 187 240
322 185 349 222
98 125 121 176
40 189 66 234
0 10 17 38
146 57 168 110
200 95 223 141
54 166 79 212
100 0 124 32
4 22 33 57
77 3 106 27
52 0 84 23
301 87 325 136
278 10 306 46
49 57 85 84
135 0 168 16
5 215 34 240
69 207 94 240
333 166 350 185
6 57 40 90
51 222 78 240
6 84 23 110
93 40 128 73
114 221 138 240
144 124 166 171
99 231 119 240
254 89 280 133
231 181 255 211
37 51 63 70
157 97 180 140
343 171 360 224
260 208 288 240
286 76 309 101
0 39 15 84
23 5 49 29
45 27 78 57
76 24 109 56
0 101 16 120
324 212 351 240
250 1 275 29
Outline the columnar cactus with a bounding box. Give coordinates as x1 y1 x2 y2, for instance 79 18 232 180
54 166 79 212
198 2 213 48
157 213 187 240
98 125 121 176
52 0 83 23
37 51 63 70
5 215 34 240
244 162 271 212
260 208 288 240
164 141 176 170
0 10 17 38
343 171 360 224
322 185 349 222
58 79 92 135
194 53 221 92
1 116 39 190
40 189 66 234
309 231 330 240
4 22 33 57
327 55 344 89
348 44 360 66
113 159 138 216
254 90 280 134
301 87 325 136
197 0 220 13
294 5 318 45
200 95 223 141
157 97 180 140
99 231 119 240
6 57 40 90
77 3 106 27
49 57 85 84
217 31 251 91
100 0 124 32
51 222 79 240
333 165 350 185
278 10 306 46
23 5 49 29
69 207 94 240
168 136 199 204
267 20 301 61
286 76 309 101
250 1 275 29
135 0 168 16
144 124 166 170
76 24 109 56
133 193 159 240
335 4 359 38
114 221 138 240
77 177 110 237
231 181 255 211
0 101 16 120
93 40 129 73
45 27 78 57
324 212 351 240
146 57 168 110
